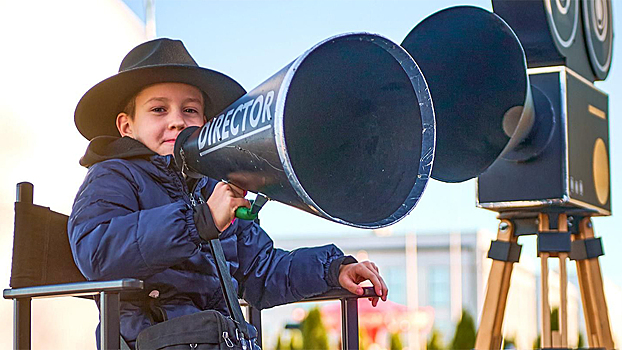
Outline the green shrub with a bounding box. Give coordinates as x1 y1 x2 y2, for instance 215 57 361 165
532 307 565 349
503 335 516 349
275 334 283 350
450 310 477 350
550 307 559 332
300 307 328 350
389 332 403 350
427 328 444 350
289 330 303 350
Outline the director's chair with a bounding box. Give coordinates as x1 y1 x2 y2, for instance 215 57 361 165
4 182 374 350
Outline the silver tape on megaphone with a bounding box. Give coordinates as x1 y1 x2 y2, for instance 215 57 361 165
176 33 435 229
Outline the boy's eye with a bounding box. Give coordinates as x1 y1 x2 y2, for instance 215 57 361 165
151 107 166 113
184 108 199 114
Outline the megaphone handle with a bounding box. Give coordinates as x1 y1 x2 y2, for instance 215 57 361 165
235 202 257 220
235 193 269 220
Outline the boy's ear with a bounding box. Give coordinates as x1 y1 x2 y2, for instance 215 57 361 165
116 112 133 138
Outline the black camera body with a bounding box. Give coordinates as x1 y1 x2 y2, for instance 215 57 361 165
477 0 613 215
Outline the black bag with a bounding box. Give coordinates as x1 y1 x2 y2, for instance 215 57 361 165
136 310 252 349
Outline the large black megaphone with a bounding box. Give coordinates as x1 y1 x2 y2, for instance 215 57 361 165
401 6 556 183
175 33 436 229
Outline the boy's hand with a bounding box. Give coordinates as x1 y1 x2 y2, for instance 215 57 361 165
207 182 250 232
338 261 388 307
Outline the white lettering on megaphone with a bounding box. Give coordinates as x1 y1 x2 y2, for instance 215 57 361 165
197 119 211 149
263 90 274 123
250 95 264 128
240 100 253 133
230 103 245 136
207 117 215 144
197 90 276 154
214 113 224 142
222 109 234 139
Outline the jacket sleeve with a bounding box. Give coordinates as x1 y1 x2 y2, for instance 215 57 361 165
229 219 344 310
68 161 201 281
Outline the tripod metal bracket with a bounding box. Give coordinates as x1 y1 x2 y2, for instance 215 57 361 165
488 240 522 262
537 231 571 253
497 212 539 236
512 217 538 236
570 237 604 260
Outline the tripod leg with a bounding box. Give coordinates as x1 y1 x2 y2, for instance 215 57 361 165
575 238 596 346
559 252 568 348
540 251 551 348
475 220 518 350
574 218 615 349
537 213 559 348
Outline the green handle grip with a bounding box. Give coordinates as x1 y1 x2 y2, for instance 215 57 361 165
235 206 258 220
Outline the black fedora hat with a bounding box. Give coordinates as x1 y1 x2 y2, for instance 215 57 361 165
75 38 246 140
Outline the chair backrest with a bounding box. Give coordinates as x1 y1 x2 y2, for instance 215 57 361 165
10 182 86 288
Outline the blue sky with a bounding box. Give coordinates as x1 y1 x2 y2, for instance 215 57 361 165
123 0 622 286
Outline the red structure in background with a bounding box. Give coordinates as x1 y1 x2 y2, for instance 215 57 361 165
321 300 435 346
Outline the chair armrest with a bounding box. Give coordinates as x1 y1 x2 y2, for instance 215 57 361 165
3 278 144 299
300 286 378 302
238 286 378 307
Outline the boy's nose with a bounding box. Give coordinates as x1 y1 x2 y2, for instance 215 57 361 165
169 110 187 130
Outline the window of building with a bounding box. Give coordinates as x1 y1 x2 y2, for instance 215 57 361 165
428 265 450 308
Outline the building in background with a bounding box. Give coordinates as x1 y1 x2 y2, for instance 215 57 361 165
603 278 622 346
270 230 589 350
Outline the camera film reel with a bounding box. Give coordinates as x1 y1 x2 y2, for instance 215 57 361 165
583 0 614 79
545 0 580 50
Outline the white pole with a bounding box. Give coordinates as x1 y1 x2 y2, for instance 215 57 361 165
450 231 463 322
144 0 156 39
406 232 421 350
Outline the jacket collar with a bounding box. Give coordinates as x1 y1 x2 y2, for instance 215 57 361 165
80 136 158 167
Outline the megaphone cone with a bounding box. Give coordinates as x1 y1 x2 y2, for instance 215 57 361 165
401 6 555 182
176 33 436 228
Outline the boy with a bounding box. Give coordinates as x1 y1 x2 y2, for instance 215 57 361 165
69 38 387 348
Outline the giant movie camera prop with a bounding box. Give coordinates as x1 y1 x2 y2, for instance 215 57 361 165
175 1 615 349
400 2 614 349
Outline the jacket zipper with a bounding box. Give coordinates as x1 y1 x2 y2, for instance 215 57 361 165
169 160 204 208
188 179 206 207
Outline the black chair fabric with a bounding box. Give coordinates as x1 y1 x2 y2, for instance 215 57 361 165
10 201 86 288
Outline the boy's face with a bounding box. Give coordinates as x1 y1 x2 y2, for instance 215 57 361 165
116 82 206 155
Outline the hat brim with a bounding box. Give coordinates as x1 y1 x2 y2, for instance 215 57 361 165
74 65 246 140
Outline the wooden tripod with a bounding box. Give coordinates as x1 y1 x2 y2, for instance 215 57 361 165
474 212 615 350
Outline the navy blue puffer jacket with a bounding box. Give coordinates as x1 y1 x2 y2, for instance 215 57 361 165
68 137 345 346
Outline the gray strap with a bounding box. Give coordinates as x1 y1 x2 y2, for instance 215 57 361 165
120 336 131 350
210 238 250 339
